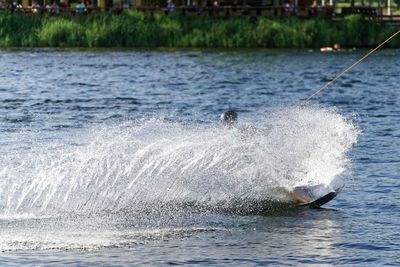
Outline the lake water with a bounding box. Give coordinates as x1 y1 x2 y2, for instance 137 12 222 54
0 49 399 266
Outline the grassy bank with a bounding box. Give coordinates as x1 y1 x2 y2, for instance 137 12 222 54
0 11 399 48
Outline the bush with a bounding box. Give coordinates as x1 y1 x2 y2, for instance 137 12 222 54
0 12 398 48
38 18 86 46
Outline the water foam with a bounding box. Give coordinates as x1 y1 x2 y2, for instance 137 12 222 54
0 106 358 216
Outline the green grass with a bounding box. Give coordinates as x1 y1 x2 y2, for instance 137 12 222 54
0 11 398 48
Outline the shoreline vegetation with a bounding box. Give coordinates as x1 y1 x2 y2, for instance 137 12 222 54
1 11 399 48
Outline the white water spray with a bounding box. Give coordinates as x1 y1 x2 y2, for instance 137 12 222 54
0 106 358 216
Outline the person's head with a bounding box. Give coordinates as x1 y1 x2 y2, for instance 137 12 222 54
220 110 238 127
333 43 341 50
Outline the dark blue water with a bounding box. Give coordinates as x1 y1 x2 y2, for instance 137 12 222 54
0 49 399 266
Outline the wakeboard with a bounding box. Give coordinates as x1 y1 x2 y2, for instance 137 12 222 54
288 184 340 208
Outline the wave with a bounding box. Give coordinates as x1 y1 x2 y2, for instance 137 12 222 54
0 105 359 216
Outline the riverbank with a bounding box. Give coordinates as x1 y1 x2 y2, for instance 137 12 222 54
0 11 399 48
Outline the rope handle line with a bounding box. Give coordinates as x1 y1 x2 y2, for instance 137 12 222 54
303 30 400 102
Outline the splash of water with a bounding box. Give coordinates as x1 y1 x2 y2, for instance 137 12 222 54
0 106 358 216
